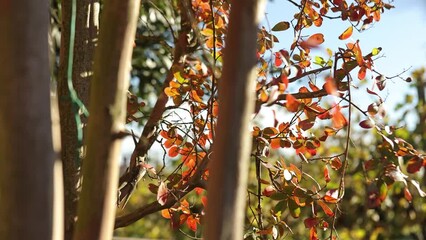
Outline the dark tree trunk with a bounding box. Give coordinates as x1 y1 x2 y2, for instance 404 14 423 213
0 1 59 239
58 1 99 239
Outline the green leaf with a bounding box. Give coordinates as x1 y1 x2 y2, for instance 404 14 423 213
314 56 325 65
288 198 301 218
272 21 290 31
378 181 388 201
270 192 286 200
274 200 287 213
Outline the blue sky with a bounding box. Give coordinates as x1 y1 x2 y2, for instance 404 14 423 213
264 0 426 126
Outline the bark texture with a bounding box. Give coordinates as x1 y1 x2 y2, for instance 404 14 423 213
0 1 57 239
58 1 99 239
72 0 140 239
205 0 265 239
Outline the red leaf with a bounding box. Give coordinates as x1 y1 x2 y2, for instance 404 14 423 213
338 26 353 40
274 52 283 67
157 181 169 206
331 157 342 170
299 119 315 131
201 196 208 207
407 156 423 173
186 215 198 232
262 185 277 197
359 119 374 129
304 217 319 228
404 187 412 202
286 94 300 112
168 146 180 157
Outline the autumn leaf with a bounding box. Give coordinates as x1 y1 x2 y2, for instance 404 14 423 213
307 33 325 46
310 227 319 240
404 187 412 202
161 209 171 219
272 21 290 31
317 200 334 217
324 77 338 96
324 165 331 183
338 26 353 40
288 198 301 218
186 215 198 232
168 146 180 157
274 52 283 67
358 66 366 80
157 181 168 206
332 106 347 129
270 138 281 149
300 33 325 49
359 119 374 129
331 157 342 170
286 94 300 112
304 217 319 228
406 156 423 173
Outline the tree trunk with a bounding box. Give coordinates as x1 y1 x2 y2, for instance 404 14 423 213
0 1 59 239
72 0 140 239
58 1 99 239
205 0 265 239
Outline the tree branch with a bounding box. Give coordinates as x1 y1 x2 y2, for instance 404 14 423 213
115 155 209 228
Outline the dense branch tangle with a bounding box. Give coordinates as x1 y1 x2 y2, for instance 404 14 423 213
114 0 425 239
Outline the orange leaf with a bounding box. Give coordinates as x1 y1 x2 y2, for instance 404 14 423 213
332 106 347 129
281 74 289 91
161 209 171 219
310 227 319 240
270 138 281 149
308 81 320 92
324 77 338 96
358 66 366 80
212 101 219 117
317 200 334 217
307 33 325 45
338 26 353 40
286 94 300 112
191 90 203 103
